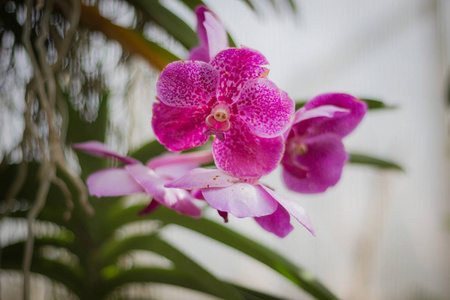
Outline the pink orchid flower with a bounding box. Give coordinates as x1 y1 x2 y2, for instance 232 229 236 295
282 93 367 194
166 168 314 238
72 141 213 217
188 6 228 62
152 47 294 178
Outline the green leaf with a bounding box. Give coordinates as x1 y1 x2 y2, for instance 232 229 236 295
348 153 404 171
295 98 396 111
2 241 87 299
79 3 179 70
359 98 398 110
179 0 206 10
97 233 244 300
243 0 256 10
101 267 286 300
106 205 339 300
287 0 298 14
128 0 198 50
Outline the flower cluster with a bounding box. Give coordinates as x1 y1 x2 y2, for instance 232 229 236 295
74 6 366 237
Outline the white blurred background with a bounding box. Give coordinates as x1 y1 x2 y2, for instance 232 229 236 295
149 0 450 299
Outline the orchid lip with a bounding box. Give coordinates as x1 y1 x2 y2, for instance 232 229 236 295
288 137 308 156
204 103 231 139
293 142 308 155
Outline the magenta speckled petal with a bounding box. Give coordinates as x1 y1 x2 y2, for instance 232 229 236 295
235 78 294 138
283 133 348 194
254 204 293 238
261 185 315 236
166 168 239 189
72 141 138 164
301 93 367 138
125 164 177 207
152 101 210 151
210 47 269 102
202 183 278 218
87 168 143 197
156 61 219 108
213 117 284 177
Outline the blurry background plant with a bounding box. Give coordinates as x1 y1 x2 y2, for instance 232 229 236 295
0 0 406 299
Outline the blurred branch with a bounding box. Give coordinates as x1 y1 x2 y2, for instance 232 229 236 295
0 162 27 220
77 3 180 70
20 0 52 297
19 0 95 297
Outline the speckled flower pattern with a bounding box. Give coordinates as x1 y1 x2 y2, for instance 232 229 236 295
152 47 294 178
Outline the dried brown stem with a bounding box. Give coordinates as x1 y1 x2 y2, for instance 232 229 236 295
20 1 57 299
0 161 28 220
22 160 53 300
52 175 74 220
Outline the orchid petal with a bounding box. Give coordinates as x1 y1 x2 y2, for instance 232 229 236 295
213 117 284 178
86 168 143 197
139 200 160 215
152 101 209 151
235 78 294 138
171 189 202 218
202 183 278 218
218 210 228 223
292 105 350 125
283 133 348 194
187 46 210 62
147 151 213 179
194 6 228 61
211 47 269 102
203 10 228 60
194 6 209 47
156 60 219 108
147 151 213 170
72 141 138 164
190 189 204 200
300 93 367 138
254 204 294 238
125 164 177 207
166 168 239 189
261 185 315 236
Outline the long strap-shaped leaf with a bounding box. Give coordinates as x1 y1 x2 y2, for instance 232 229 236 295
101 267 287 300
97 233 244 300
128 0 198 50
2 238 282 300
79 3 180 70
348 153 403 171
106 205 340 300
2 242 87 299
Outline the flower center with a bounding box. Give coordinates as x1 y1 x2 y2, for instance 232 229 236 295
292 142 308 155
214 110 228 122
204 103 231 141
